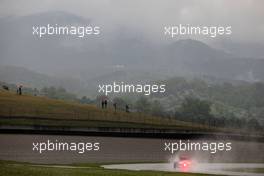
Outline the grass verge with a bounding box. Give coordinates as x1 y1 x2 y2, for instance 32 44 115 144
0 90 216 132
0 160 223 176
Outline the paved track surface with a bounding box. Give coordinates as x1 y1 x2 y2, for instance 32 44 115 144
103 163 264 176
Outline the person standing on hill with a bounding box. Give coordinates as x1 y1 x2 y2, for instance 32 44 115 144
126 104 129 113
18 85 22 95
101 100 105 109
16 85 19 94
104 100 108 109
113 102 117 112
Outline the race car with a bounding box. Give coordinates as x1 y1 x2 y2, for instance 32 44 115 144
173 156 192 171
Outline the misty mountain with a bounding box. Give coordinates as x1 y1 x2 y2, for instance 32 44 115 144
164 39 264 82
0 65 82 94
1 11 264 94
213 39 264 58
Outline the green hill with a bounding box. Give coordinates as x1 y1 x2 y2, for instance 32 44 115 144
0 90 216 131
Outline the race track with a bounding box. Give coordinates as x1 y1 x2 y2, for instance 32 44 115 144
103 163 264 176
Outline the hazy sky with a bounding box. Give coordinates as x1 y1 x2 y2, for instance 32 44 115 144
0 0 264 43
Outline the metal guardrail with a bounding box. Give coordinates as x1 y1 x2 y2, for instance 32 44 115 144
0 125 263 142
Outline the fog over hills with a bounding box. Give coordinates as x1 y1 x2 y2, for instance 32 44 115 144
0 65 83 94
0 11 264 96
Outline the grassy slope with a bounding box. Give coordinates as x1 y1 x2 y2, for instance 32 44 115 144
0 90 215 131
0 161 221 176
